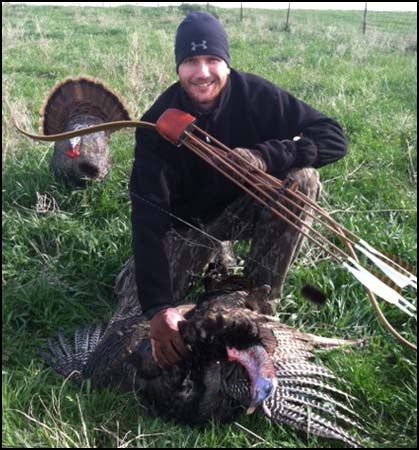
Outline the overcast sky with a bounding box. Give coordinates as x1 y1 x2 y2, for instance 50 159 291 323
5 2 418 12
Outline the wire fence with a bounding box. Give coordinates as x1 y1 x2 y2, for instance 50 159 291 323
4 2 418 37
103 2 417 35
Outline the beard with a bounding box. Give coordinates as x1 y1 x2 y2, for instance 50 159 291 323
180 76 228 112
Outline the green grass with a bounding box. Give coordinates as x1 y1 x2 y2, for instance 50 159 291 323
2 4 417 448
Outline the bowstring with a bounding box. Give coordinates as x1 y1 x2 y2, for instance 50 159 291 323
129 190 298 281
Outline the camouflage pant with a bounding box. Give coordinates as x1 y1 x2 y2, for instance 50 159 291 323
115 168 320 309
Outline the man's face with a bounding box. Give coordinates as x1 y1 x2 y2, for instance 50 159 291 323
178 55 230 112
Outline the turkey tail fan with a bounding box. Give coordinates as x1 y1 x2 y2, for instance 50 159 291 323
39 76 131 135
256 319 367 447
38 323 105 383
266 362 365 448
266 389 364 448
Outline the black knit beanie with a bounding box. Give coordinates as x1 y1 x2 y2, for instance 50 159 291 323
175 12 230 71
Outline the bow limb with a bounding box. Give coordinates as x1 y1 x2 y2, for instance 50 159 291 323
12 119 156 142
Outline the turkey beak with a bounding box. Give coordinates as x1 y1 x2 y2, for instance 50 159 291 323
246 376 277 415
226 345 277 415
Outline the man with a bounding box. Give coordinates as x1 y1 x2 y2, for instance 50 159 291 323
128 12 347 368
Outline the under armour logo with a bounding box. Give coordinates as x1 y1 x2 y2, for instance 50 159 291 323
191 40 208 51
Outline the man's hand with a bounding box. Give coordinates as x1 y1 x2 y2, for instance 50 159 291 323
292 137 318 167
231 148 267 172
149 307 189 368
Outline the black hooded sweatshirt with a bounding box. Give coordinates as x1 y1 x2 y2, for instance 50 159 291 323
130 69 347 317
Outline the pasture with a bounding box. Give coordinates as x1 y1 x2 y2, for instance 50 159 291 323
2 4 417 448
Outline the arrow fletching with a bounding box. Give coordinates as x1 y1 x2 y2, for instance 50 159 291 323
343 259 417 318
355 243 417 290
357 240 417 286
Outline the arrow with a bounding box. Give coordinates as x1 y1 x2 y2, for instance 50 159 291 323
343 258 416 318
355 243 417 290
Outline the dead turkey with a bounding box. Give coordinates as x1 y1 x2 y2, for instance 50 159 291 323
40 281 365 448
39 76 131 185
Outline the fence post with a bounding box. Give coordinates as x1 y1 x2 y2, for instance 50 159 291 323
240 2 243 21
362 3 367 34
285 2 291 31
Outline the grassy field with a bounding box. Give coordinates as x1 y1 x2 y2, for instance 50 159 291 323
2 3 417 448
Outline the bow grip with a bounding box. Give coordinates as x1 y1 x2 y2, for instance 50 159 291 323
155 108 196 146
